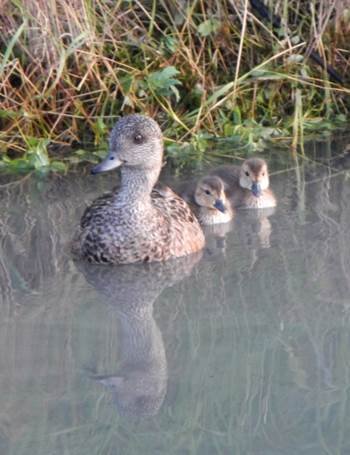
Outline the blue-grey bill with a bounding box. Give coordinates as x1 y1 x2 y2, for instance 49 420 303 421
251 182 262 197
91 152 123 174
214 199 226 213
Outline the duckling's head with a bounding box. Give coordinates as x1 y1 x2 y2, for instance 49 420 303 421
92 114 163 174
239 158 269 197
194 176 227 213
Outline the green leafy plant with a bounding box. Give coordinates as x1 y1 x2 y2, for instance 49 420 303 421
197 18 221 37
0 138 67 172
0 0 349 170
146 66 182 101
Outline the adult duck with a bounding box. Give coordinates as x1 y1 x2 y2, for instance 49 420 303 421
72 114 205 264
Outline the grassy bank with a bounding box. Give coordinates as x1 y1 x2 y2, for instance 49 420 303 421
1 0 350 170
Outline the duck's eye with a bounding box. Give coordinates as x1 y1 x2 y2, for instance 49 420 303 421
134 133 143 144
205 190 211 195
245 171 250 177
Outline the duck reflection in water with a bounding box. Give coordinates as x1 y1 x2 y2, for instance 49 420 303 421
202 207 275 260
75 253 201 417
237 207 276 249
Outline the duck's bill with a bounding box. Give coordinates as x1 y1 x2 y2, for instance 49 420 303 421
214 199 226 213
251 182 262 197
91 151 123 174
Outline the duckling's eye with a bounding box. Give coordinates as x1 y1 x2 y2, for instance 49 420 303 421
205 190 211 195
245 171 250 177
134 133 144 144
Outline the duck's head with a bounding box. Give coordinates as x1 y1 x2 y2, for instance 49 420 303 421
239 158 270 197
92 114 163 174
194 175 227 213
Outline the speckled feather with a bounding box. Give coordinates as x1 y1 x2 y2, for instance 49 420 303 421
72 184 204 264
72 114 205 264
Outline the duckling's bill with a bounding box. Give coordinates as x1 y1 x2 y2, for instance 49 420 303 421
251 182 262 197
91 151 123 174
214 199 226 213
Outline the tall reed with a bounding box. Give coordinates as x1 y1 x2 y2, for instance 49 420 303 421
0 0 349 166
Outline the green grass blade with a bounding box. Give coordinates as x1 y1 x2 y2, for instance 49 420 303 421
0 20 26 76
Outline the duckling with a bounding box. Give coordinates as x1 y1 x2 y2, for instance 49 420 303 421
209 158 276 209
72 114 205 264
179 175 234 225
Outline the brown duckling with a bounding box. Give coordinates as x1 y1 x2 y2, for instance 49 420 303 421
179 175 234 225
209 158 276 209
72 114 205 264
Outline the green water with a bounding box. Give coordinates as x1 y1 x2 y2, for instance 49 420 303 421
0 139 350 454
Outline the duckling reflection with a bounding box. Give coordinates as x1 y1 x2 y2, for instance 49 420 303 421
202 219 235 257
75 253 201 417
236 207 276 250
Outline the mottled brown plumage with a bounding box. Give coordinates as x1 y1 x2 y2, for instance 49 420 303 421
72 115 205 264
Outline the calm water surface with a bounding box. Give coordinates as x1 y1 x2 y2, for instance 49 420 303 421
0 140 350 455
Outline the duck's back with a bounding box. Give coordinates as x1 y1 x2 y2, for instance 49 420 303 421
73 185 204 264
151 185 205 257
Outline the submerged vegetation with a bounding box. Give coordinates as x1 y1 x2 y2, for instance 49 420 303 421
1 0 350 170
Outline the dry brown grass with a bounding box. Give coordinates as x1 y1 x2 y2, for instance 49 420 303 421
0 0 350 164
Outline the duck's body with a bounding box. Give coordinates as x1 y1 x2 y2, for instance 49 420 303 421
72 115 205 264
209 158 276 209
179 175 234 225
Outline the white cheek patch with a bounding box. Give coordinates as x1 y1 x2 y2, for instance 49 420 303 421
240 175 270 191
260 178 269 190
239 176 252 190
